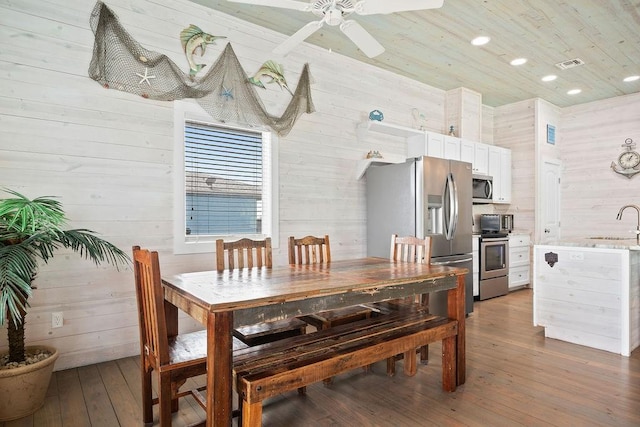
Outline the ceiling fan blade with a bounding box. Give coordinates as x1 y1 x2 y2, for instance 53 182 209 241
339 20 385 58
356 0 444 15
273 21 324 56
226 0 309 11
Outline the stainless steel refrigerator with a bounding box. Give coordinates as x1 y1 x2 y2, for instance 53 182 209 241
366 156 474 315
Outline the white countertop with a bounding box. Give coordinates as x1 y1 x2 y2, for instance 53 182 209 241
537 237 640 251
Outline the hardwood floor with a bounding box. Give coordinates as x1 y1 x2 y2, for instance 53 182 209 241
4 289 639 427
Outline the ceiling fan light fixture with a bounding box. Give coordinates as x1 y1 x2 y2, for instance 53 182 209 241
325 8 343 26
471 36 490 46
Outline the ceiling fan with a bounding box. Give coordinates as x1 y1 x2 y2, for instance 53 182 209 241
227 0 445 58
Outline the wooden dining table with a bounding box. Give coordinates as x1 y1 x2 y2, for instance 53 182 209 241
161 257 467 427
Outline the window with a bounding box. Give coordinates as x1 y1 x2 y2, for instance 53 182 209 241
173 101 278 254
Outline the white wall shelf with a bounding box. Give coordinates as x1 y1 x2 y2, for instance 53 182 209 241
356 153 406 180
356 120 424 141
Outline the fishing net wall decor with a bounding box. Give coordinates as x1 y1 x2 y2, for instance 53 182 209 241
88 1 315 136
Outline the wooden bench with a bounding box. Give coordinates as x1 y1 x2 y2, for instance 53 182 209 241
232 308 459 426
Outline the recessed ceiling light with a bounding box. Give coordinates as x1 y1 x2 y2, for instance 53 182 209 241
567 89 582 95
623 75 640 82
541 75 557 82
471 36 490 46
510 58 527 66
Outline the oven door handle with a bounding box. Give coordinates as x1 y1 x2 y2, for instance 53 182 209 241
431 257 473 266
481 237 509 242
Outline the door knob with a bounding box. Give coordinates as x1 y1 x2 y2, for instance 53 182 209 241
544 228 550 233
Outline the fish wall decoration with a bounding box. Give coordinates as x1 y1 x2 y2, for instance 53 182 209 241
180 24 226 76
249 60 293 96
88 1 315 137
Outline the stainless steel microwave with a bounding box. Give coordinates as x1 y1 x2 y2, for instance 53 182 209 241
472 175 493 203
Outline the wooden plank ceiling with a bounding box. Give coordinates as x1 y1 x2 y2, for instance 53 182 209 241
190 0 640 108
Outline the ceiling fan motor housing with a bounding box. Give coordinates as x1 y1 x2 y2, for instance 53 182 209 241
312 0 357 25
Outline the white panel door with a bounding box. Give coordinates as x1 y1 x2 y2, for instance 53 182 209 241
539 158 561 243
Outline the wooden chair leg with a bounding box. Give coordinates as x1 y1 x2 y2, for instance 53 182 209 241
242 401 262 427
170 379 188 413
141 366 153 424
158 373 173 426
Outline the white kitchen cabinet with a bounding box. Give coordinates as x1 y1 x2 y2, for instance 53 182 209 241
508 234 530 289
460 139 475 165
460 139 489 174
408 131 446 159
425 131 445 158
472 235 480 297
443 136 461 160
488 145 511 203
499 148 512 203
473 143 489 175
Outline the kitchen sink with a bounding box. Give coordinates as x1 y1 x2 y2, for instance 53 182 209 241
588 236 636 240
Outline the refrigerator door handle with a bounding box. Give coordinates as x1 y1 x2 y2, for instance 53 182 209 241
431 257 473 265
442 174 450 239
450 172 459 238
444 173 456 240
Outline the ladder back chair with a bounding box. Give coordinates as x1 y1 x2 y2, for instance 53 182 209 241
387 234 433 375
290 235 373 331
216 238 307 346
132 246 207 426
289 234 374 384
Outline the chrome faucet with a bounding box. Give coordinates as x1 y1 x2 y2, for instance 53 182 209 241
616 204 640 245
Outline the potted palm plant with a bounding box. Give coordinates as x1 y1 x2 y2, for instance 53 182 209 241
0 189 129 421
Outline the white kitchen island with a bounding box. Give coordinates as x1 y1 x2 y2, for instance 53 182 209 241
533 240 640 356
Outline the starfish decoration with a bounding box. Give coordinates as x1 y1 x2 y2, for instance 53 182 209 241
136 67 156 86
220 86 234 100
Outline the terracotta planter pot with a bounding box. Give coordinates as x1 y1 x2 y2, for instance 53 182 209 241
0 345 58 421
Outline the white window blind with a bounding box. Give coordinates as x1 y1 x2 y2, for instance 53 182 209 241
184 121 264 236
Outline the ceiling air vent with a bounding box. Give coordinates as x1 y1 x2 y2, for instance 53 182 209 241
555 58 585 70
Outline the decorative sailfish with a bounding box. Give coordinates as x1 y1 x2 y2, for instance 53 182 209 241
180 24 226 77
248 60 293 96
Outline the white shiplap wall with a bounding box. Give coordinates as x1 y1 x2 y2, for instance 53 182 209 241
2 0 639 371
0 0 447 370
492 99 536 230
560 92 640 239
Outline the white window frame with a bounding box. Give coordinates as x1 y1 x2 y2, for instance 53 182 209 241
173 100 279 254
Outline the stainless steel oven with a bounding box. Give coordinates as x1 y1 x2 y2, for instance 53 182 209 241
479 235 509 300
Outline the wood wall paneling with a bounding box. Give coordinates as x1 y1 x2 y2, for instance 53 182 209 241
2 0 639 370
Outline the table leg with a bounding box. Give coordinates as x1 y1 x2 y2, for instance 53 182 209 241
206 311 233 427
447 274 466 386
164 300 178 338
